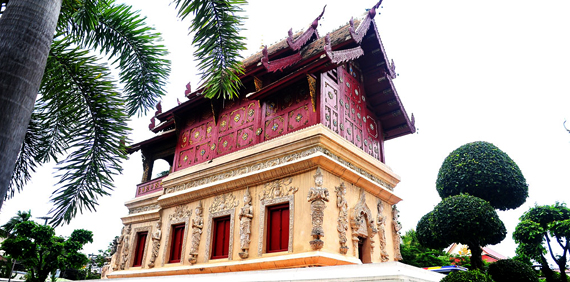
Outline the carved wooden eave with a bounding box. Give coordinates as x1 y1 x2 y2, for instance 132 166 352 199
126 129 176 154
286 5 326 51
261 45 303 72
324 34 364 64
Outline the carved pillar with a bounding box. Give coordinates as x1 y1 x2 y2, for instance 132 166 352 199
141 152 154 183
392 205 403 261
239 188 253 259
335 182 349 254
188 202 204 264
307 168 329 250
148 218 162 268
377 200 390 262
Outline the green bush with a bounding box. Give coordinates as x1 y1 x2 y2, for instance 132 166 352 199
436 141 528 210
440 270 493 282
488 259 538 282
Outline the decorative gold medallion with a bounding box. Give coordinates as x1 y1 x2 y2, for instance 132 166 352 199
200 149 206 156
194 131 200 138
256 128 262 135
295 113 303 122
223 140 228 148
242 133 248 140
211 144 216 150
221 120 227 127
234 114 241 122
248 109 255 117
272 123 279 131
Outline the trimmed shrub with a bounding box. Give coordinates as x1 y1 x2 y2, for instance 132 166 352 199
488 259 538 282
436 141 528 210
440 270 493 282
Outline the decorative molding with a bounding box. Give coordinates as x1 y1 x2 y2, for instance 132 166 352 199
238 188 254 259
350 189 377 257
127 225 152 269
209 193 239 214
204 208 236 262
169 205 192 223
148 219 162 268
165 145 394 196
335 182 349 255
188 202 204 264
307 168 329 250
376 200 390 262
258 192 297 256
261 46 302 72
260 177 298 201
392 205 403 261
129 204 160 215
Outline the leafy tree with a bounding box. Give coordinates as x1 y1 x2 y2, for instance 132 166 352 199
488 259 539 282
417 194 506 270
440 270 494 282
513 203 570 282
0 213 93 282
400 229 451 267
436 141 528 210
0 0 246 225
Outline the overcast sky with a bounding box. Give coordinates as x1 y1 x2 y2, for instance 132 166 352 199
1 0 569 259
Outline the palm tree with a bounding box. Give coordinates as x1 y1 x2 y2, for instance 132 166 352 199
0 0 246 226
0 210 31 238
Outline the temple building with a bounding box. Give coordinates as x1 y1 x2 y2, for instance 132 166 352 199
105 1 424 279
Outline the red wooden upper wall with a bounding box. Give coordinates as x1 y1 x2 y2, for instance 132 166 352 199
173 80 316 172
173 62 384 172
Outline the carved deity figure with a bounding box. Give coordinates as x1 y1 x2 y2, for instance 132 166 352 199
189 202 204 264
148 219 162 268
238 188 254 259
307 167 330 250
392 206 403 261
119 225 132 270
377 200 390 262
112 225 130 271
335 182 349 254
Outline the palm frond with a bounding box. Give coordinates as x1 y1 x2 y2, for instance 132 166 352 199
174 0 247 100
60 0 170 116
42 38 129 226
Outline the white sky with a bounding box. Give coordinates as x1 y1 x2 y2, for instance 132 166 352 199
1 0 569 260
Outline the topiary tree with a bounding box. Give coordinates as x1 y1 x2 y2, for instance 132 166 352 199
416 194 506 270
436 141 528 210
488 259 538 282
513 203 570 282
440 270 493 282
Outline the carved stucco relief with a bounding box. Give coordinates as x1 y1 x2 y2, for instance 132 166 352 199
307 168 329 250
148 218 162 268
164 145 393 195
335 182 349 254
238 188 253 259
377 200 390 262
392 205 403 261
126 225 152 269
161 205 192 266
129 203 160 215
188 202 204 264
350 189 378 257
204 193 239 262
258 177 298 256
113 224 131 271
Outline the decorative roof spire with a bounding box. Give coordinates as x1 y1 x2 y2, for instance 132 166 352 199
349 0 383 44
286 5 326 51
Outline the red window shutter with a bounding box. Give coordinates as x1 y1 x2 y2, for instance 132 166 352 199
267 203 289 253
169 224 184 263
211 216 231 259
132 232 148 267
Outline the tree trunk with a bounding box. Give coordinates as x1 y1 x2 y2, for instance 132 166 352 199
0 0 62 209
540 255 556 282
468 243 484 270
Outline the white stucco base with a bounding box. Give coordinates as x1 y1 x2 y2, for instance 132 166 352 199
107 262 444 282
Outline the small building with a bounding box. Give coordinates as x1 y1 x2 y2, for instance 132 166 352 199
106 1 418 279
446 243 507 263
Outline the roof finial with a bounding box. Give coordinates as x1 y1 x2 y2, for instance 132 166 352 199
369 0 383 19
311 5 327 29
